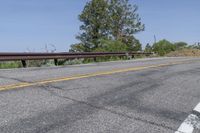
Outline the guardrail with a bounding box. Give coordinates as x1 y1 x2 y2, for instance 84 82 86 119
0 52 153 67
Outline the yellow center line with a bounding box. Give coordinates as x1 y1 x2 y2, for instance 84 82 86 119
0 61 190 92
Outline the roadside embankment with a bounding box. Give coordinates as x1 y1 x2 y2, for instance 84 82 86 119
167 49 200 57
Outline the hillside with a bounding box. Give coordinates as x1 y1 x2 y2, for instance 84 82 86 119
167 49 200 57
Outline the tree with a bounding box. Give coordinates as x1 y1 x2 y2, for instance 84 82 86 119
69 43 85 52
122 35 142 51
152 39 175 56
76 0 110 52
145 43 152 52
108 0 144 51
174 42 188 50
108 0 144 40
71 0 144 52
189 43 200 49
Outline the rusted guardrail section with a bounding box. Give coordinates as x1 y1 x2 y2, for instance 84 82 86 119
0 52 153 67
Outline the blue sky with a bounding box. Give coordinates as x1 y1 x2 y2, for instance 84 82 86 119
0 0 199 52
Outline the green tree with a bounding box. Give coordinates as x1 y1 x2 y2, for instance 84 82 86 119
174 42 188 50
122 36 142 51
109 0 144 40
76 0 109 52
71 0 144 52
189 43 200 49
152 39 175 56
145 43 152 52
69 43 85 52
108 0 144 51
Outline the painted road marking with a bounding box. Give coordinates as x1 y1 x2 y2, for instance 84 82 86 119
175 114 196 133
175 103 200 133
194 103 200 113
0 61 193 92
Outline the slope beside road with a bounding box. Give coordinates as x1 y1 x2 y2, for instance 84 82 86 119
0 57 200 133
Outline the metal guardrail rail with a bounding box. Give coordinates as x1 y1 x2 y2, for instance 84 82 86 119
0 52 153 67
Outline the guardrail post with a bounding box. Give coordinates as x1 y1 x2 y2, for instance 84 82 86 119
146 54 150 57
126 53 131 60
54 59 58 66
94 57 97 62
21 60 27 68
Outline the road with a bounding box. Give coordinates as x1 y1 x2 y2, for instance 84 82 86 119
0 57 200 133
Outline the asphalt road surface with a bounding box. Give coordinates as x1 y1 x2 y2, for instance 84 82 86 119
0 57 200 133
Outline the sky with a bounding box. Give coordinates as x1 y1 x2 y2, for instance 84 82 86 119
0 0 199 52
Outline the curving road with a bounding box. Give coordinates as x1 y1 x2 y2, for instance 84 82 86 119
0 57 200 133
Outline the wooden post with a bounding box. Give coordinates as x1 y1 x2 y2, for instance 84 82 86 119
94 57 97 62
21 60 27 68
54 59 58 66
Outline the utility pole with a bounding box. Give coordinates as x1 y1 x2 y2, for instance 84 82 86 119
154 35 157 44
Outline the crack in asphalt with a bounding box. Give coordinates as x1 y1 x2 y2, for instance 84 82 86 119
38 83 177 132
0 76 29 83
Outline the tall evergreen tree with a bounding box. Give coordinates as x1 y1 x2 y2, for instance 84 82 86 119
70 0 144 52
145 43 152 52
76 0 109 52
108 0 144 40
108 0 144 51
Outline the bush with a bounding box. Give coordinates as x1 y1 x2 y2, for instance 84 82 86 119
152 39 176 56
0 61 22 69
174 42 188 50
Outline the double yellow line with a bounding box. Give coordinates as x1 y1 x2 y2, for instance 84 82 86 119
0 61 187 92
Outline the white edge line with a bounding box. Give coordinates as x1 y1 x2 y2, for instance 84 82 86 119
175 114 197 133
176 122 194 133
194 103 200 113
175 101 200 133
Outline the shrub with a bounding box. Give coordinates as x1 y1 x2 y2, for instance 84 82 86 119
152 39 176 56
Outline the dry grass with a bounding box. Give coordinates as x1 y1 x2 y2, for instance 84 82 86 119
167 49 200 57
